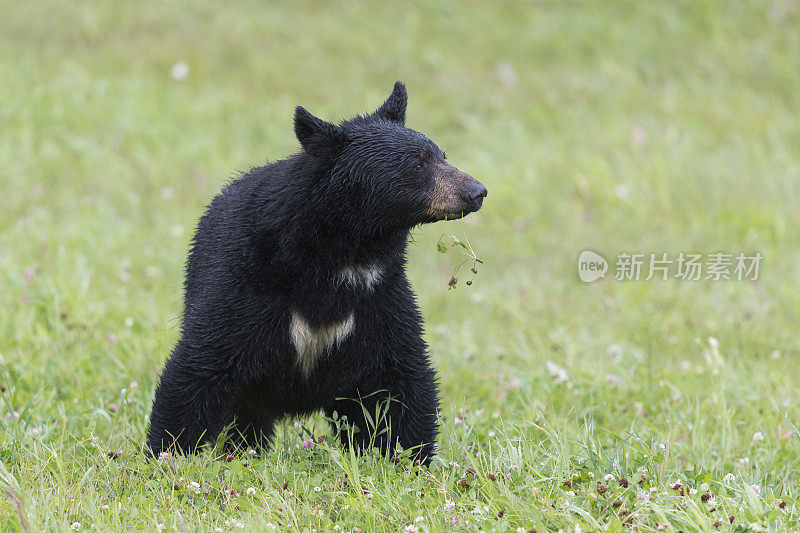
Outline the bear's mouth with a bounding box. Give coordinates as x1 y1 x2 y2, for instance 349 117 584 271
424 203 481 223
442 209 473 220
427 192 487 221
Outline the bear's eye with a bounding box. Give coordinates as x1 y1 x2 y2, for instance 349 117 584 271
413 163 424 172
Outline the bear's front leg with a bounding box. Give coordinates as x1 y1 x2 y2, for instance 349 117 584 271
226 402 276 452
147 344 237 455
386 365 440 463
333 364 439 464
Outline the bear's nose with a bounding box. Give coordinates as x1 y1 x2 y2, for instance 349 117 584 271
468 182 488 209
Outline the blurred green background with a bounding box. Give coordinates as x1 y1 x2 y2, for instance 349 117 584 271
1 1 799 531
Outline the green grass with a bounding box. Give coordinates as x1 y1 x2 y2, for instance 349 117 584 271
2 0 800 531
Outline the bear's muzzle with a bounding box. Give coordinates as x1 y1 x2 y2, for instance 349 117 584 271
426 162 487 220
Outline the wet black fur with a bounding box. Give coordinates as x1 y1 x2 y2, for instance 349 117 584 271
147 82 476 463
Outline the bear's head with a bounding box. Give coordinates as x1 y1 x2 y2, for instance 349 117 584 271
293 82 487 230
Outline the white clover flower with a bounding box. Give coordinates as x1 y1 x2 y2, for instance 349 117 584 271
189 481 200 493
170 61 189 81
752 431 765 442
444 499 455 510
750 484 761 495
248 449 256 456
604 474 615 482
313 486 321 492
71 523 81 531
403 525 418 533
488 431 495 437
724 473 736 482
415 516 424 523
246 487 256 495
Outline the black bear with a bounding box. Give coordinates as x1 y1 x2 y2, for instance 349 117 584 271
147 82 487 463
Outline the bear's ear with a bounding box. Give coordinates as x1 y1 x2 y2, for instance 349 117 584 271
372 81 407 125
294 106 347 157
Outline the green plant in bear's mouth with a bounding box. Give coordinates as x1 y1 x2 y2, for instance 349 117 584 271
436 228 483 290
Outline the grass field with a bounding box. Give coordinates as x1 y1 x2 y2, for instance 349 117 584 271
2 1 800 531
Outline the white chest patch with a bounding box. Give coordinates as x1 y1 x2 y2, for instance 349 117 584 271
290 311 355 376
338 264 383 290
